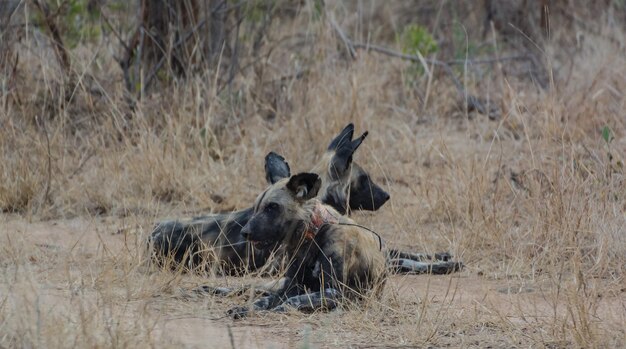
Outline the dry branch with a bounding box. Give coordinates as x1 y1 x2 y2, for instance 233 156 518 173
330 16 356 59
141 18 208 95
329 19 513 120
351 42 508 120
31 0 72 78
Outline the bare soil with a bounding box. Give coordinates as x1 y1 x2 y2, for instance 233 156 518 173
3 214 624 348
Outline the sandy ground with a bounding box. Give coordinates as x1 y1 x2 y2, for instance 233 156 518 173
2 215 624 348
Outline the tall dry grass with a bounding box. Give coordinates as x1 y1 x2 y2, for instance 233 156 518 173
1 1 625 347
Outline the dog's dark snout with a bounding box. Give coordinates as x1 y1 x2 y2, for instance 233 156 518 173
381 191 390 203
241 226 251 240
374 186 390 208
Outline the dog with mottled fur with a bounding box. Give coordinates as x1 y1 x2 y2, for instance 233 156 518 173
150 124 390 274
151 124 462 278
226 171 387 318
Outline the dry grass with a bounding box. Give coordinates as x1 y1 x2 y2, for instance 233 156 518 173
1 2 625 348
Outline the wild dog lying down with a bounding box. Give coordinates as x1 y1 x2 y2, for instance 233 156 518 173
193 152 462 288
226 172 387 318
150 124 390 274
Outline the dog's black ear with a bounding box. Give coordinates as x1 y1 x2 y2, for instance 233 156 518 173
265 152 291 184
330 131 368 179
327 123 355 151
286 173 321 201
350 131 367 152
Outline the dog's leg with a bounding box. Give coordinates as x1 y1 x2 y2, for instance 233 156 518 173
271 288 341 313
387 249 453 262
387 248 430 261
195 276 289 297
386 248 463 274
227 277 294 319
388 259 463 274
227 294 282 319
268 254 345 313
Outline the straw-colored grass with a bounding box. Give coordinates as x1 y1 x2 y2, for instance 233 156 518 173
1 2 625 348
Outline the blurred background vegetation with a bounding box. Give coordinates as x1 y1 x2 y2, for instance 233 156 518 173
3 0 624 110
0 0 625 216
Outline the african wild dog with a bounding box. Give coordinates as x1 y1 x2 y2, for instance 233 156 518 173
226 171 387 318
149 124 390 273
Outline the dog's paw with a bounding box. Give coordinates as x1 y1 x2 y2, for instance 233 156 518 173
431 261 464 274
272 304 289 313
434 252 452 261
227 306 249 319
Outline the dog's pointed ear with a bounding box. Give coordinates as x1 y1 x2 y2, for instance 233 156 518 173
265 152 291 184
327 123 355 151
330 131 368 179
350 131 367 152
286 173 321 201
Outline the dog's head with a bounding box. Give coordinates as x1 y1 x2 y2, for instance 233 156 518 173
317 124 390 214
264 124 390 214
241 172 321 248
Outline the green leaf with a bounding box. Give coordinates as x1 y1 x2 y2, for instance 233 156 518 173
399 24 438 57
602 126 613 143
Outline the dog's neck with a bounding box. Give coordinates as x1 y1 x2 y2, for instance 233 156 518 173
303 202 338 240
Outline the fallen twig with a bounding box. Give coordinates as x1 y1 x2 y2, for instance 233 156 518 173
445 55 531 65
330 16 356 59
351 42 502 120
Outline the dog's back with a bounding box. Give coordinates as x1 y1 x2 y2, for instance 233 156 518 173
150 208 266 273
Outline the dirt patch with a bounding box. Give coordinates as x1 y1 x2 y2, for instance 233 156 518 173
1 216 624 348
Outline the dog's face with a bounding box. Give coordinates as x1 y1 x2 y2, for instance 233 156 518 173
315 123 390 214
348 163 390 211
263 124 390 215
240 173 321 248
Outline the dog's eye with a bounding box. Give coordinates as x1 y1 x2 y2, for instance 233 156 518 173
266 202 280 211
